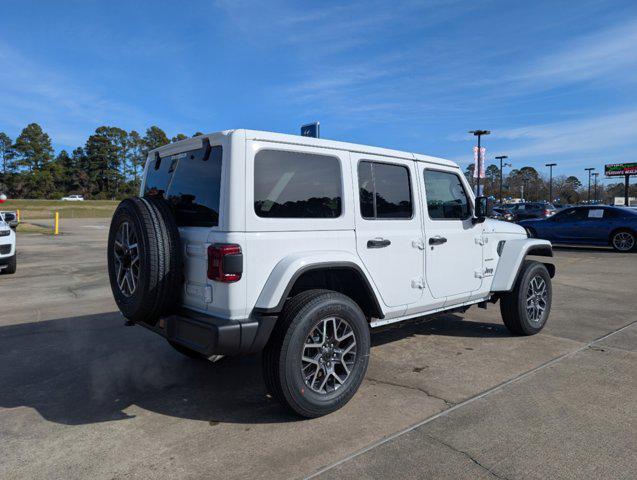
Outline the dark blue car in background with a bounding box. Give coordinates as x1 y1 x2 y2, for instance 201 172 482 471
518 206 637 252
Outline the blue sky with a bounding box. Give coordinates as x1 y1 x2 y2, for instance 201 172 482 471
1 0 636 183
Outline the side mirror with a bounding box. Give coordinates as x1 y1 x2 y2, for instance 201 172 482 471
473 196 488 224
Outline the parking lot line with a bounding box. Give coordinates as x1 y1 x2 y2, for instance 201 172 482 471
306 319 637 479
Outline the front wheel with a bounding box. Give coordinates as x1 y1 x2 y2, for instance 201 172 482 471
500 260 552 335
610 230 635 252
263 289 370 418
1 254 16 274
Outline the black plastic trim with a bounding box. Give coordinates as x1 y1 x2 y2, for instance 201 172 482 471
152 308 277 356
526 244 553 257
202 137 212 161
252 261 384 318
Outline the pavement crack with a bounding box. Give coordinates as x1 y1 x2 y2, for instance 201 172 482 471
425 434 510 480
366 376 455 407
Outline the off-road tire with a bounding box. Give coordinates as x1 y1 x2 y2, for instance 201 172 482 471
500 260 552 335
2 254 16 274
610 229 635 252
263 289 370 418
107 197 182 325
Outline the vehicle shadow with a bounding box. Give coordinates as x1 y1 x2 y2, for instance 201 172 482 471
0 310 512 426
0 312 291 426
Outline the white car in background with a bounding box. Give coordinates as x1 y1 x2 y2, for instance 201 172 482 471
61 194 84 201
0 218 16 274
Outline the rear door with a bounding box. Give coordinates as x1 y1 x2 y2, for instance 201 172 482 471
575 207 610 243
353 154 423 308
421 167 483 300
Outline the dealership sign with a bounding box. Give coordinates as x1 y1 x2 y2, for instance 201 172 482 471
605 162 637 176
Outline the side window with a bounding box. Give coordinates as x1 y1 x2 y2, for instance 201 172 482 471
357 161 413 219
604 209 622 219
552 208 574 221
588 208 604 219
254 150 342 218
423 170 470 220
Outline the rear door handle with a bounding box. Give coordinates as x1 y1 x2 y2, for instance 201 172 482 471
367 238 391 249
428 236 447 246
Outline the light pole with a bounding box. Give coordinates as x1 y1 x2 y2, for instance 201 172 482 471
585 167 595 203
545 163 557 203
495 155 510 205
469 130 490 197
592 172 599 203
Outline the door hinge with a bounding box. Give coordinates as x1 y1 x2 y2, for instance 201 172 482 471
412 238 425 250
475 236 489 246
411 277 425 289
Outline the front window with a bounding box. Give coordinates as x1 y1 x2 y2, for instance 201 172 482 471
423 170 470 220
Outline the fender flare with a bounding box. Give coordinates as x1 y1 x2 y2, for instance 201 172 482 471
253 251 384 317
491 239 554 292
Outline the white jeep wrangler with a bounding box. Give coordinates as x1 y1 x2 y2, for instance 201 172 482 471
107 130 554 417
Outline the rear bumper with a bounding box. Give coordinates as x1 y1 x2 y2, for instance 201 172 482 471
146 308 277 356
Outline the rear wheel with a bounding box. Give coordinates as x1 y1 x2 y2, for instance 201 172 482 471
500 260 552 335
610 229 635 252
107 197 182 325
263 289 370 418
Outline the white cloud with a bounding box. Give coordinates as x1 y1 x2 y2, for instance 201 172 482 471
495 110 637 157
501 19 637 94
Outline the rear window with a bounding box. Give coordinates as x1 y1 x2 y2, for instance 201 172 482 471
144 144 223 227
254 150 342 218
358 161 412 219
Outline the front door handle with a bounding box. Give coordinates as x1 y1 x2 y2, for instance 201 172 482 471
429 236 447 246
367 238 391 249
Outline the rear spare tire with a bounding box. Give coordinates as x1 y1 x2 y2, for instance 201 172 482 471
107 197 182 325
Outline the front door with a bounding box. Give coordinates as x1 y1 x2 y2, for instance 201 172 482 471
353 154 423 308
420 167 483 300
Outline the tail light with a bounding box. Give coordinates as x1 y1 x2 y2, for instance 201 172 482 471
207 244 243 282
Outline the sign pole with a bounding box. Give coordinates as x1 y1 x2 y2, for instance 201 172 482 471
625 174 630 206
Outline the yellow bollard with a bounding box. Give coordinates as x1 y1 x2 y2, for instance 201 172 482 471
16 209 20 222
54 211 59 235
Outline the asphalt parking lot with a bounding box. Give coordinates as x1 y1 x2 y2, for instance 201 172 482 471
1 218 635 480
